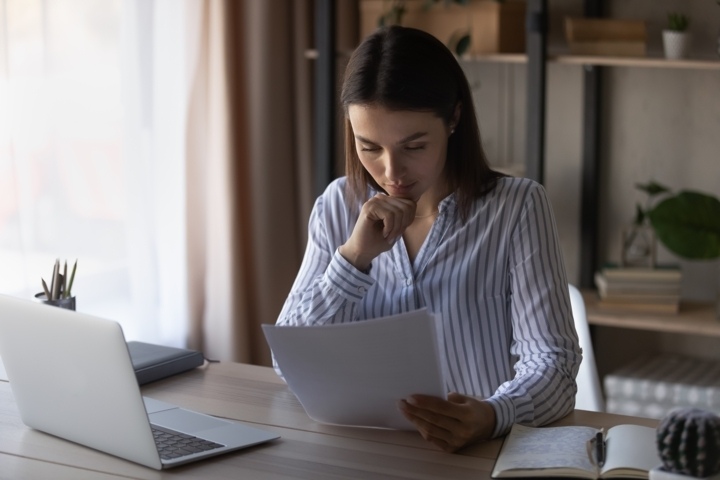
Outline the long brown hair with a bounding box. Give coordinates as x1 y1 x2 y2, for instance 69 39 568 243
340 25 504 220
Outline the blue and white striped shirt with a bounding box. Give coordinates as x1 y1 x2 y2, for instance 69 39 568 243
275 176 581 437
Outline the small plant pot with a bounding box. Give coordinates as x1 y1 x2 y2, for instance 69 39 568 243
34 292 76 311
663 30 690 60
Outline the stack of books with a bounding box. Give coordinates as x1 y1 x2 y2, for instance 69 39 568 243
594 265 682 314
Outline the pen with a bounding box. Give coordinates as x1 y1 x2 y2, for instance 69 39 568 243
595 430 605 468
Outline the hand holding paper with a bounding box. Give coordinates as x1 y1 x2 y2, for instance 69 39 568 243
263 308 447 430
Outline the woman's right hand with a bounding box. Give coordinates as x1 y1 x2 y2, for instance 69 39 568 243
338 193 416 272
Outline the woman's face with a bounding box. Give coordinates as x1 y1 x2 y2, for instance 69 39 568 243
348 104 451 203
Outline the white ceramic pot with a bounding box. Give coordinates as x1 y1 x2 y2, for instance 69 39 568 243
663 30 690 60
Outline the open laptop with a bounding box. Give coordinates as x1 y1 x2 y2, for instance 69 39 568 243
0 294 279 469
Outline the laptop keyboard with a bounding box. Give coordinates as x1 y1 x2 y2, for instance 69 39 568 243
151 424 225 460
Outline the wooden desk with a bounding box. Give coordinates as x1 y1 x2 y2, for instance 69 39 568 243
0 361 658 479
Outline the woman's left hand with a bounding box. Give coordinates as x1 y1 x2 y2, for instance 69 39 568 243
398 393 496 452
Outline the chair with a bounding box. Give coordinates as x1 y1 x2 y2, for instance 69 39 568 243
568 284 605 412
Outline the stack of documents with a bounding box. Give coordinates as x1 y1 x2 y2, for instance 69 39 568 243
263 308 447 430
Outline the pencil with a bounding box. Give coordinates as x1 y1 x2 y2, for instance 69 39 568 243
67 259 77 298
63 260 68 298
41 278 51 300
50 260 59 301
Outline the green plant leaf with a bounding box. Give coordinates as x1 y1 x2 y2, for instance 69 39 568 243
634 203 645 225
635 181 670 196
667 12 689 32
455 34 471 56
647 191 720 260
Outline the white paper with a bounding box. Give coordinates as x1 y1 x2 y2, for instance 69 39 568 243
262 308 447 430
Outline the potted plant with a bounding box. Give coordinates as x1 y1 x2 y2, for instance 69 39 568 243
635 181 720 316
636 181 720 261
662 12 690 60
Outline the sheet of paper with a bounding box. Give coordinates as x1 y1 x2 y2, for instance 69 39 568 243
263 308 447 430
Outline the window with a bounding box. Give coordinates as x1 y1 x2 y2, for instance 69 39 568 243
0 0 190 346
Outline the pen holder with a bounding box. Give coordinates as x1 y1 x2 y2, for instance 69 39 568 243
34 293 76 311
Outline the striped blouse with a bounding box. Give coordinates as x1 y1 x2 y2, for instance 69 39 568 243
275 175 581 437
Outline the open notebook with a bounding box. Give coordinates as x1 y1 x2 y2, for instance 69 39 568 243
492 423 662 479
0 294 279 469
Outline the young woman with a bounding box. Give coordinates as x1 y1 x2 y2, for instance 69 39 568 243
274 25 581 452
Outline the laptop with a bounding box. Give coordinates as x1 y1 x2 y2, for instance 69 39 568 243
0 294 279 469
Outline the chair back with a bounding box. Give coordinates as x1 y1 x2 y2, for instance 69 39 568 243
569 284 605 412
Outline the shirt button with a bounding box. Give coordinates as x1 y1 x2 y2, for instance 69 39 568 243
358 286 366 293
405 278 413 286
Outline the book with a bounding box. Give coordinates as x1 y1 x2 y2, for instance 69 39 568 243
594 270 681 314
596 292 680 305
596 300 680 315
600 265 682 284
492 423 662 479
262 308 447 430
594 273 681 297
126 341 205 385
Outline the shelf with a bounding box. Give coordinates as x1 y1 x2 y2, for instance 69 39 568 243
492 163 526 177
583 290 720 338
457 53 720 70
459 53 527 64
307 48 720 70
304 49 355 60
550 54 720 70
306 50 528 63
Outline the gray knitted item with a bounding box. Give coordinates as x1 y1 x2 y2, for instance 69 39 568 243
656 407 720 478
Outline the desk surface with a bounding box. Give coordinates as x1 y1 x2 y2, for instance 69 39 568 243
0 361 659 479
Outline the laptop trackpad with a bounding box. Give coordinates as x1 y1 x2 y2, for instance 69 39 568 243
149 408 230 434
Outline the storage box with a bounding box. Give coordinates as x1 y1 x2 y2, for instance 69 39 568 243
360 0 526 55
604 354 720 419
565 17 647 57
470 1 526 54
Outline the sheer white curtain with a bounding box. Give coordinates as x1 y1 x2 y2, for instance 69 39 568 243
0 0 202 347
122 0 202 346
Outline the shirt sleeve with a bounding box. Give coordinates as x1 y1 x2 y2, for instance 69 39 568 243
272 189 376 377
484 182 582 437
274 190 374 328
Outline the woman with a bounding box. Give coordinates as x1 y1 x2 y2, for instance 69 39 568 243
275 25 581 452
